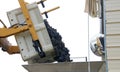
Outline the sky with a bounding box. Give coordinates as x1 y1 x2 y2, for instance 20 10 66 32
0 0 101 72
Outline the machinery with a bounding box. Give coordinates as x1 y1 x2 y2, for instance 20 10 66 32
0 0 107 72
0 0 71 63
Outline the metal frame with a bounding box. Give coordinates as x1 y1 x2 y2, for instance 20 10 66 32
0 0 59 55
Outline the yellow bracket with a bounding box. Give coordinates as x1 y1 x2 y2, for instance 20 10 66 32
7 46 20 54
41 6 60 15
18 0 39 41
0 38 20 54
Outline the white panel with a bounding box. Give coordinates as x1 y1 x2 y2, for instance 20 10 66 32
107 48 120 59
108 60 120 72
106 11 120 23
16 31 37 60
106 0 120 72
106 23 120 35
106 35 120 47
106 0 120 11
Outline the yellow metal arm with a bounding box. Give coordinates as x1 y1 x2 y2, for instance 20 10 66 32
18 0 39 41
0 25 29 38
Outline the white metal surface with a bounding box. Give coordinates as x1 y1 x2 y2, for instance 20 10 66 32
7 3 54 61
